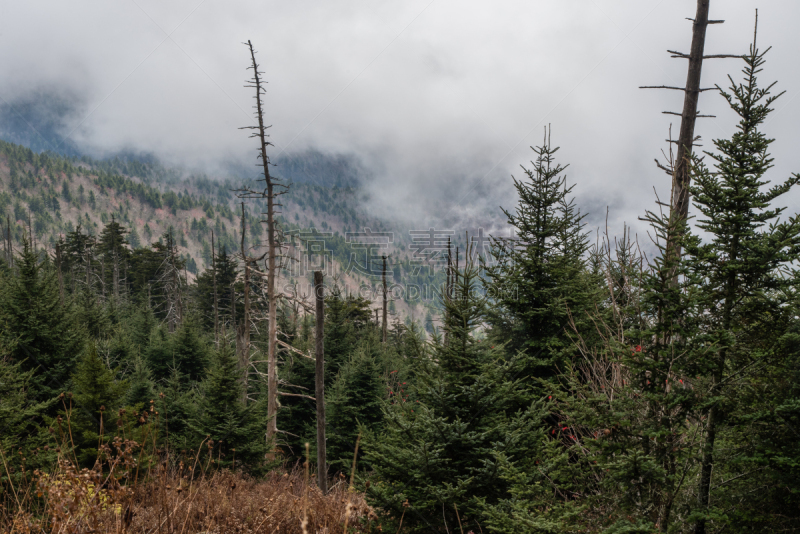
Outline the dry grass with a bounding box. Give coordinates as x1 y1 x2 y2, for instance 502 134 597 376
2 438 377 534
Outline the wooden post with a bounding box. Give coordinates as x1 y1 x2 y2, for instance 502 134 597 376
314 271 327 493
381 255 388 344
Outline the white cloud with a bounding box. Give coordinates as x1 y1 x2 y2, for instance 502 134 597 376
1 0 799 234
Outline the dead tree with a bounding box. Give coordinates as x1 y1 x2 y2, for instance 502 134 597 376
157 230 184 332
5 216 12 268
641 0 740 268
314 271 327 493
110 215 121 300
212 229 219 347
237 40 291 450
55 241 65 305
382 255 388 344
239 203 254 403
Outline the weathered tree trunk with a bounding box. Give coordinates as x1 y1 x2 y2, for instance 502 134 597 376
112 217 120 300
240 203 251 404
668 0 710 263
55 242 65 305
243 39 280 450
6 216 12 268
212 230 219 347
314 271 327 493
382 255 388 343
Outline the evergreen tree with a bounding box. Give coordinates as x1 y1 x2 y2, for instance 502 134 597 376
192 245 238 331
0 354 57 485
0 240 83 408
145 320 207 386
145 325 172 383
97 217 130 299
685 40 800 533
483 128 597 385
169 319 209 386
326 338 385 472
323 287 373 386
158 368 197 452
191 343 265 471
70 343 127 465
125 355 156 409
366 260 527 532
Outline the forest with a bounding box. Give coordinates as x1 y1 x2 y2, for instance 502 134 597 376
2 9 800 534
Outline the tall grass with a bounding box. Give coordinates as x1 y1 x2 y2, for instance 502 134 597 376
1 403 376 533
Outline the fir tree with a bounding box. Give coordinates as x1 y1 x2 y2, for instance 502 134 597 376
0 355 57 485
125 355 156 409
326 338 385 472
169 319 209 386
685 38 800 533
483 127 597 385
70 343 127 465
0 240 83 408
366 260 527 531
323 287 373 386
191 343 265 471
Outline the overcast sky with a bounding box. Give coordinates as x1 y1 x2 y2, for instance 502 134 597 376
1 0 799 238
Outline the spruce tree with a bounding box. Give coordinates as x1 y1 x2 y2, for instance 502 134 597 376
97 217 130 300
125 355 156 409
366 260 527 532
169 318 209 386
0 354 56 485
323 287 373 386
685 38 800 533
70 343 127 465
483 128 596 384
191 343 265 471
326 338 385 472
0 240 83 408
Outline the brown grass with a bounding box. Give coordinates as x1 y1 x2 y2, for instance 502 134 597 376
2 437 377 534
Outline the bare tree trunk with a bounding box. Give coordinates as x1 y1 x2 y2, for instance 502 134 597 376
243 40 280 451
668 0 710 266
240 203 251 404
382 255 388 343
642 1 737 271
6 216 12 268
231 280 237 343
212 230 219 347
55 242 65 305
314 271 327 493
235 40 293 455
85 242 91 293
444 237 452 346
112 216 120 300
